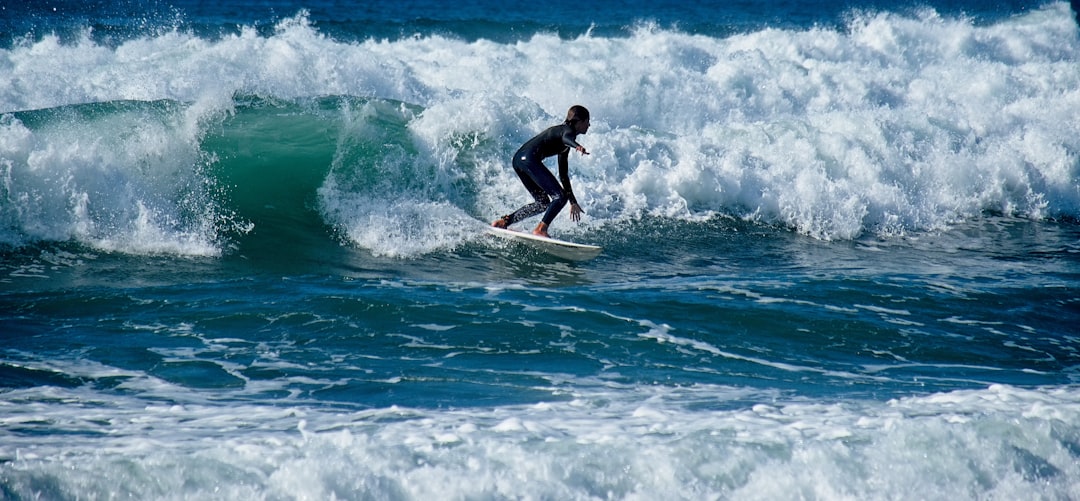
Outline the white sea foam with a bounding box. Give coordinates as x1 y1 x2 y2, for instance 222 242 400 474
1 4 1078 256
0 105 225 255
1 377 1078 499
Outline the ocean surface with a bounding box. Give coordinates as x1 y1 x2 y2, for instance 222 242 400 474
2 1 1080 499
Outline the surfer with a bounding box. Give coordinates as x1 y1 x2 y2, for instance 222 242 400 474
491 105 590 238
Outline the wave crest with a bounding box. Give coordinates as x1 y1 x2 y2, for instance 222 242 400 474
2 5 1078 256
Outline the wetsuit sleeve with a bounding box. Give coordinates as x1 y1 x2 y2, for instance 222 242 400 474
562 127 582 150
558 149 579 206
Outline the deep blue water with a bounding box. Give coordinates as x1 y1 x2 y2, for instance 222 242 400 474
2 1 1079 499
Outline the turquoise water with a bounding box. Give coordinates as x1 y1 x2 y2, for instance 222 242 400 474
2 1 1080 499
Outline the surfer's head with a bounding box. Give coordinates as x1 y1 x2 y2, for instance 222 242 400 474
565 105 590 133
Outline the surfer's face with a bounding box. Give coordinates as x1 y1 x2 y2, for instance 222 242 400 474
574 118 590 134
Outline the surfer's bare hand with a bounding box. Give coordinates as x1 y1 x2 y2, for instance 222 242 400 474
576 145 589 155
570 203 583 222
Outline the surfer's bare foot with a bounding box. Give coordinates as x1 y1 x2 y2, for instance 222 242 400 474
532 222 550 238
492 216 510 229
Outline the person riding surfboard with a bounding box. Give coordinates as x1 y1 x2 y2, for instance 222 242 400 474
491 105 590 238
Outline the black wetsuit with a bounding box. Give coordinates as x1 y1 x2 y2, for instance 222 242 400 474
502 123 582 226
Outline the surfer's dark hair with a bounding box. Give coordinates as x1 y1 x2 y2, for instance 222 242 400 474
565 105 590 125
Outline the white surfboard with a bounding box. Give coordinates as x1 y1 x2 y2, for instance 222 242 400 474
487 226 602 261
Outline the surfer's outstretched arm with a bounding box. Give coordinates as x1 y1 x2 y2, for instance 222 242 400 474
558 150 583 223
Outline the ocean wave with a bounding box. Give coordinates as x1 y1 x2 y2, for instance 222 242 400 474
1 379 1078 499
1 4 1078 256
0 101 231 256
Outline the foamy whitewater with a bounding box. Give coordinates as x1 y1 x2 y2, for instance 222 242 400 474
3 4 1079 253
2 1 1079 499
